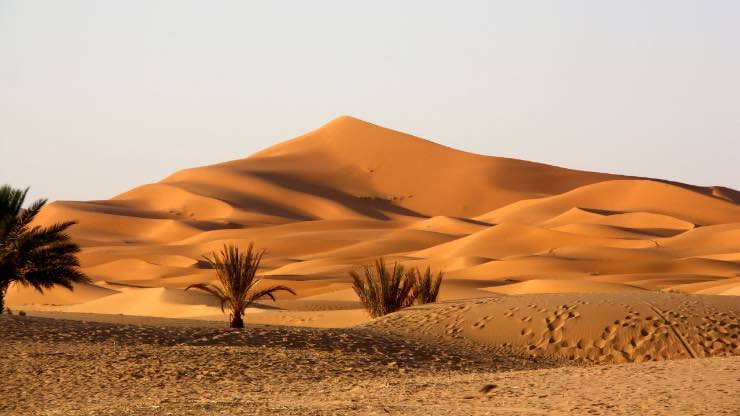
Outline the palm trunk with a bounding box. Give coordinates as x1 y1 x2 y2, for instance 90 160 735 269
230 310 244 328
0 281 8 314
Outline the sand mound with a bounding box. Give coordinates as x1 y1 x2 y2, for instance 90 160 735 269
540 207 695 231
249 116 624 218
657 223 740 256
367 292 740 364
478 179 740 226
300 229 455 260
685 252 740 262
667 277 740 296
37 116 630 236
483 279 646 295
61 287 225 318
82 259 184 282
405 216 491 235
550 223 661 239
413 222 611 260
5 282 118 306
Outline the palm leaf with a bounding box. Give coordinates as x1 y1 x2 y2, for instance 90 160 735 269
247 284 296 304
186 283 229 312
15 198 48 229
0 185 88 313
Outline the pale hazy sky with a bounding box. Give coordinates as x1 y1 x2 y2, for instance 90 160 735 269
1 1 738 203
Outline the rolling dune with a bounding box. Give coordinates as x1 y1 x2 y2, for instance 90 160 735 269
10 116 740 353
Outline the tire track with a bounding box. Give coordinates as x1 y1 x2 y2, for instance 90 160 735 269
645 302 697 359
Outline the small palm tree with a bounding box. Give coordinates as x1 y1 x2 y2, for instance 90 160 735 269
187 243 296 328
0 185 89 313
409 266 444 304
350 258 415 318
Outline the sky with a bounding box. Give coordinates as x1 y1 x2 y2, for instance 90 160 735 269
1 0 738 203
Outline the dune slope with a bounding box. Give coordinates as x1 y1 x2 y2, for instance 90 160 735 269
14 115 739 322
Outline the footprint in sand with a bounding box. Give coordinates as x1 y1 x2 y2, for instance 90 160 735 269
472 316 493 329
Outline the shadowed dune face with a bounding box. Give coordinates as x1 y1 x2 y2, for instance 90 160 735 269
12 116 740 329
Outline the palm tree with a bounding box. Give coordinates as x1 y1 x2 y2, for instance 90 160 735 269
0 185 89 313
186 243 296 328
350 258 416 318
409 266 444 304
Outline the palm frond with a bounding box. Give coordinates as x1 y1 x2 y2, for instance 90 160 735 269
0 185 28 219
15 198 48 229
20 221 76 247
186 283 229 312
247 284 296 304
0 185 87 313
21 267 88 292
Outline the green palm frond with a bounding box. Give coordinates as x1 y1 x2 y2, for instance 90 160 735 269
16 198 48 229
0 186 28 219
0 185 88 313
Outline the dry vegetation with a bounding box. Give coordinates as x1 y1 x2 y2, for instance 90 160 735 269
350 258 444 318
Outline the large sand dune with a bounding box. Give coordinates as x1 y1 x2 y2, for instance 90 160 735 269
9 116 740 355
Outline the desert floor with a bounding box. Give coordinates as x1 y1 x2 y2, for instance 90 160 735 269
3 312 739 416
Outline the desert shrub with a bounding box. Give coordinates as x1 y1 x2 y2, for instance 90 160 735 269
409 266 444 304
4 307 12 315
187 243 296 328
350 258 415 318
18 310 26 316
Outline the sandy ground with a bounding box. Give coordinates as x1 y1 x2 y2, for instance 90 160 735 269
2 313 738 416
14 291 739 365
367 292 740 363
